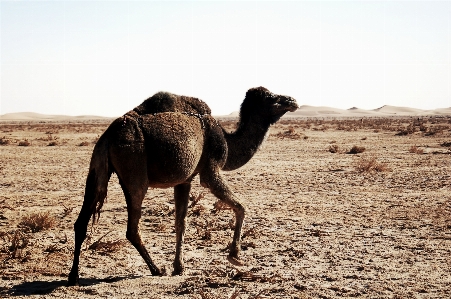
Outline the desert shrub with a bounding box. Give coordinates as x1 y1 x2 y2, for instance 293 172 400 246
348 145 366 154
274 127 303 139
61 204 74 218
328 145 339 153
89 239 125 254
356 157 390 173
409 145 424 154
18 140 31 146
396 125 416 136
88 232 125 254
44 244 62 253
19 211 56 233
38 134 58 142
425 126 447 136
188 193 207 216
190 205 206 217
0 137 10 145
0 230 30 260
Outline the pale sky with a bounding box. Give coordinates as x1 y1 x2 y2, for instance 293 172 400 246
1 0 450 117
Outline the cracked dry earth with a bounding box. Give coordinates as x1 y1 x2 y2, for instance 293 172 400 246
0 117 450 298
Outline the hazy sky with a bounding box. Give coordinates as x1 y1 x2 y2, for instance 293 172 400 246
1 0 450 116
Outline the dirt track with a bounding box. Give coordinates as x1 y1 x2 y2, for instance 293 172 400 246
1 117 450 298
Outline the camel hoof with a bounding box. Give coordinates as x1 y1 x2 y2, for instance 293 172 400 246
151 269 163 276
227 255 246 266
172 269 184 276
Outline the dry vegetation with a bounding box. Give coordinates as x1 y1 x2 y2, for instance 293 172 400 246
19 212 56 233
355 156 390 173
0 116 450 298
348 145 366 154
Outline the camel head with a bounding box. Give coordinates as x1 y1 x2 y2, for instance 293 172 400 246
240 87 299 125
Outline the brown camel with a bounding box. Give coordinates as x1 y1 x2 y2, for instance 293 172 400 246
67 87 298 286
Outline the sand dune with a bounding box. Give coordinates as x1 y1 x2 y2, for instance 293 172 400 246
0 112 110 121
373 105 425 114
2 105 451 121
285 105 451 117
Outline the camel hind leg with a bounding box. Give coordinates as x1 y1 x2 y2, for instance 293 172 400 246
119 179 161 276
68 169 108 286
172 182 191 275
200 170 245 265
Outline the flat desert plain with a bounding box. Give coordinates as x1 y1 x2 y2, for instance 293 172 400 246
1 116 450 298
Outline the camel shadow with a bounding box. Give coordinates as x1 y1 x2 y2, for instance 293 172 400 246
8 275 142 296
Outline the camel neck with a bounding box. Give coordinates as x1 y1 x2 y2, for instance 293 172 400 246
221 115 271 171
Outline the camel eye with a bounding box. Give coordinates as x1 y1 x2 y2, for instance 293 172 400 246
267 93 277 102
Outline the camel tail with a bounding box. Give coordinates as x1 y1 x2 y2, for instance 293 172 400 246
84 135 112 224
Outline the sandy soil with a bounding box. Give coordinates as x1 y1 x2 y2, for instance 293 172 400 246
1 117 450 298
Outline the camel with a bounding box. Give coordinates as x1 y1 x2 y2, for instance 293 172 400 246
67 87 298 286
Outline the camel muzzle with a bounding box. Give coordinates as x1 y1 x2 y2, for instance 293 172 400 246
279 96 299 112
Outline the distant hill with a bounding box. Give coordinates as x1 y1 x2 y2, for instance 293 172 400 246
284 105 451 117
2 105 451 121
0 112 111 121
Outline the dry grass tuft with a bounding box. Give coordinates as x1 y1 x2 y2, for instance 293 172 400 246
1 230 30 260
274 127 304 140
328 144 339 153
0 137 11 145
88 231 125 254
18 211 56 233
18 140 31 146
189 192 206 208
61 204 74 218
44 243 62 253
193 218 213 240
396 125 416 136
38 134 58 142
189 192 206 216
355 157 390 173
190 205 206 217
348 145 366 154
409 145 424 154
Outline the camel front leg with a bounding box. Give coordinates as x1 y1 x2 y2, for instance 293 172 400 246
200 171 245 266
173 183 191 275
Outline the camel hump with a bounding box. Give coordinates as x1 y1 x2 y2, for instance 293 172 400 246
133 92 211 115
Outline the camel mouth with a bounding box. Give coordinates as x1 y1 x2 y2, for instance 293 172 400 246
277 96 299 113
287 102 299 112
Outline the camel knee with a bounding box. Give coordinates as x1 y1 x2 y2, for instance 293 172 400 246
232 202 245 219
73 218 89 238
126 229 141 244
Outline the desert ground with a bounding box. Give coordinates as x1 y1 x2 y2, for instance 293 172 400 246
1 116 450 298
